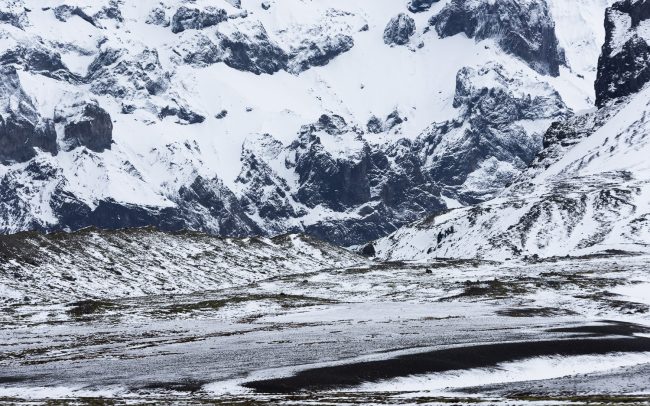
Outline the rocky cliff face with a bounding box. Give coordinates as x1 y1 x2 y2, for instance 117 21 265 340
60 102 113 152
0 66 57 163
431 0 566 76
595 0 650 106
233 63 567 244
0 0 604 244
417 62 568 203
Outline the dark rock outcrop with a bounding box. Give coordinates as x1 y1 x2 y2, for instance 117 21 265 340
418 63 569 202
0 45 77 82
0 114 57 163
94 1 123 23
178 21 353 75
430 0 565 76
158 105 206 125
171 6 228 34
61 102 113 152
290 115 371 210
361 243 376 257
385 111 404 130
0 67 57 163
0 46 66 72
367 116 383 134
384 13 416 46
234 114 443 244
217 21 288 74
53 5 96 26
288 34 354 74
173 176 261 236
0 8 27 29
146 7 169 27
595 0 650 107
236 134 302 233
366 111 404 134
177 33 224 67
408 0 439 13
86 48 170 99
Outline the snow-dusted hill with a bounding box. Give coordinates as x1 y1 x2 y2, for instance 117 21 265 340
0 0 611 244
373 0 650 261
0 227 366 304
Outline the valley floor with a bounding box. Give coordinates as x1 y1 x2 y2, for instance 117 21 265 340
2 253 650 405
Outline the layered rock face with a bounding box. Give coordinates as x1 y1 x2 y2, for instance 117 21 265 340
431 0 565 76
595 0 650 106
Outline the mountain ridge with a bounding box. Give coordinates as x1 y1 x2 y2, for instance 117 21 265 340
0 0 605 245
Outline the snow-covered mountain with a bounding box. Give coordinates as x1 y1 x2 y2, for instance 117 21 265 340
373 0 650 261
0 0 610 245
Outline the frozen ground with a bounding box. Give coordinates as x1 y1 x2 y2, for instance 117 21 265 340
1 237 650 405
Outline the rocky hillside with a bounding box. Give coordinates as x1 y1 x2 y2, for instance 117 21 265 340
0 227 366 304
0 0 608 245
373 0 650 261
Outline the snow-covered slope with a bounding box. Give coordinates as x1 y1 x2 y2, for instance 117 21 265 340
0 227 366 304
0 0 610 244
373 0 650 261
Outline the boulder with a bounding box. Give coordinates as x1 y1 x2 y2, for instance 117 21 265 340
384 13 416 46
